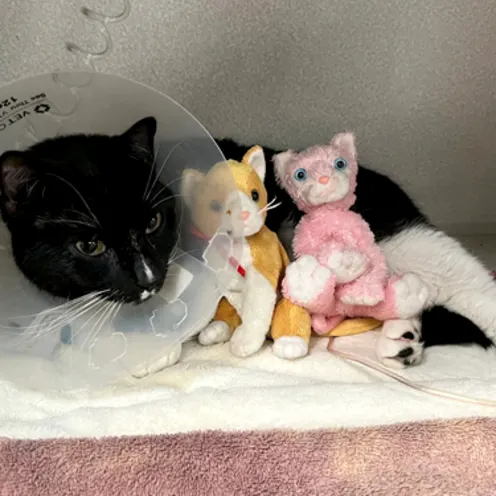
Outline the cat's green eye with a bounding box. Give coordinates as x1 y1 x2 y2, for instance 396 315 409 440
146 212 162 234
75 239 106 257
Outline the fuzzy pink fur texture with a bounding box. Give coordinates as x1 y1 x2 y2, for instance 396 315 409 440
274 133 429 334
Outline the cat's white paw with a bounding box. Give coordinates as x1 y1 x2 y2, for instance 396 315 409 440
375 319 424 369
392 273 430 319
199 321 231 346
326 250 367 284
284 255 332 305
230 325 266 358
131 343 183 378
272 336 309 359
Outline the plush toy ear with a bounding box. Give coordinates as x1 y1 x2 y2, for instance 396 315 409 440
121 116 157 160
273 150 296 183
180 168 205 209
242 146 266 182
0 151 37 215
330 132 356 158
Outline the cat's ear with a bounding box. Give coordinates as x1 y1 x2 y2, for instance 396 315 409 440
273 150 296 184
242 146 266 182
180 168 205 209
330 132 356 158
0 151 37 214
121 117 157 159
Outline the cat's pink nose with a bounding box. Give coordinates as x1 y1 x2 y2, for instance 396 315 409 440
319 176 330 185
241 211 250 221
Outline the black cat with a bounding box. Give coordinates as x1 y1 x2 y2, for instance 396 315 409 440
0 119 493 369
0 117 177 304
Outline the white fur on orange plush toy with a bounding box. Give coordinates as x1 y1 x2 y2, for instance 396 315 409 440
274 132 430 334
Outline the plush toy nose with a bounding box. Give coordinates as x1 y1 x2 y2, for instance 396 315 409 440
241 211 250 221
319 176 330 185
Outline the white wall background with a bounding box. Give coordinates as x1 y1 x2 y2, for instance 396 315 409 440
1 0 495 233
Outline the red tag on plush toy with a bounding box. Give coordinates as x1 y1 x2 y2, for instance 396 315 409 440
191 226 245 277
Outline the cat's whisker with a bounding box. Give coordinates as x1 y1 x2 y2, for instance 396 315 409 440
80 300 119 350
150 194 183 210
46 173 101 227
69 300 117 343
11 297 107 348
88 301 125 359
37 217 99 229
65 209 98 226
22 295 107 337
143 143 162 200
107 300 123 330
71 300 114 348
147 176 183 206
0 290 109 327
145 140 186 201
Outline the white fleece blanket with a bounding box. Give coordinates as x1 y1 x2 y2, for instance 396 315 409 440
1 331 496 440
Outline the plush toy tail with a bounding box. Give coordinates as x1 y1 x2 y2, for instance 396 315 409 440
317 317 382 337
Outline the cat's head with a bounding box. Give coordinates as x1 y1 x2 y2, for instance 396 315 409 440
273 132 358 213
0 117 178 303
181 146 268 238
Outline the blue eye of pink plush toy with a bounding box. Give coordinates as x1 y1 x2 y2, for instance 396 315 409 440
334 158 348 170
294 168 308 181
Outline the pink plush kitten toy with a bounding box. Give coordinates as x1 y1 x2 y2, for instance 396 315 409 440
274 132 430 334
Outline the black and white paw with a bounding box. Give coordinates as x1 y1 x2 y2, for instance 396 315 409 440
375 319 424 369
392 274 430 319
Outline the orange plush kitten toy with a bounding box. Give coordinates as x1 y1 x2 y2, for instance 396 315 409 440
182 146 312 358
181 146 380 359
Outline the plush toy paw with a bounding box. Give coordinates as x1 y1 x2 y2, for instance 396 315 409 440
199 321 231 346
375 319 424 369
392 273 430 319
338 283 385 307
230 325 266 357
283 255 333 307
324 250 367 284
272 336 309 359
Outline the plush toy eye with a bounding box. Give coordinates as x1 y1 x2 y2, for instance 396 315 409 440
334 158 348 170
210 199 223 212
145 212 162 234
251 189 259 202
294 168 307 181
75 239 106 257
